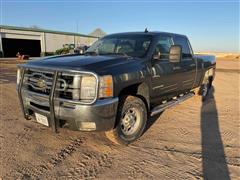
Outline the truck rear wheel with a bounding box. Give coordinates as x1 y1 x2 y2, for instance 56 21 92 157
105 96 147 145
200 78 212 101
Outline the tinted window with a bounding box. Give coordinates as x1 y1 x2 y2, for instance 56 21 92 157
98 38 116 53
86 35 152 58
154 36 173 60
174 36 192 58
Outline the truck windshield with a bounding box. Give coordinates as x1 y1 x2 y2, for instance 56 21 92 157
85 34 153 58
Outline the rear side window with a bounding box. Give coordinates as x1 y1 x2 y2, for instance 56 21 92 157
174 36 192 58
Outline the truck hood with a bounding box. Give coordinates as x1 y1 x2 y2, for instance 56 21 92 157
23 54 142 74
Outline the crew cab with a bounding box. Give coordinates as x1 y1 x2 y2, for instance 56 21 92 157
17 31 216 145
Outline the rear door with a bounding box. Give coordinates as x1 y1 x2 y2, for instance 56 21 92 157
173 35 196 91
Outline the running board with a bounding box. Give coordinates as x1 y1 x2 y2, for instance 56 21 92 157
150 92 195 116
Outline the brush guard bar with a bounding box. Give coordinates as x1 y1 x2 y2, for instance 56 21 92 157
18 69 59 132
17 66 118 132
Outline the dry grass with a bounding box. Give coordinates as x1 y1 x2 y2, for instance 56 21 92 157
196 52 240 60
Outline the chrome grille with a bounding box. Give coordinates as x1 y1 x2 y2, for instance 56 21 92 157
24 69 76 99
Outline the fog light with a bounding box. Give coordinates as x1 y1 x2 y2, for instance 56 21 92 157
78 122 96 131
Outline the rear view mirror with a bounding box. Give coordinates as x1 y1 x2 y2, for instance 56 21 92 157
169 45 182 63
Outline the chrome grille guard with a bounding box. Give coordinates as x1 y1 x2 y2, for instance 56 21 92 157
17 65 99 133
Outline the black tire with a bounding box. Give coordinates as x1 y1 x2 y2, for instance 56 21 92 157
105 95 147 145
200 79 212 102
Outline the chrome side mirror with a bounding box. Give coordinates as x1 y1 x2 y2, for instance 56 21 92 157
169 45 182 63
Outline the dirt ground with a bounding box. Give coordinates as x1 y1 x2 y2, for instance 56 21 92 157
0 57 239 179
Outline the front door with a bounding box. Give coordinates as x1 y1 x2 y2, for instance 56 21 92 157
151 36 181 100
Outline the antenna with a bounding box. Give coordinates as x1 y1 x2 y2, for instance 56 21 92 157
144 28 148 33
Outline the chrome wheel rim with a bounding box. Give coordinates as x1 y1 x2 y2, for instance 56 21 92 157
120 107 141 136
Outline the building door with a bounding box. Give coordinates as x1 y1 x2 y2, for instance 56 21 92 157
2 38 41 57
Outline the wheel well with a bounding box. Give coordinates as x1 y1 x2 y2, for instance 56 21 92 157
118 83 150 112
203 68 214 84
208 75 213 82
114 84 150 128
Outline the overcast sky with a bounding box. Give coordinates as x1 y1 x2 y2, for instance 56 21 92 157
1 0 239 52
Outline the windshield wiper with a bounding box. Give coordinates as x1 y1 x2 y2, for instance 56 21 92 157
100 52 130 57
84 51 99 56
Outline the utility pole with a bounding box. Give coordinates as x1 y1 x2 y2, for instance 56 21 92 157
75 20 79 47
76 20 78 34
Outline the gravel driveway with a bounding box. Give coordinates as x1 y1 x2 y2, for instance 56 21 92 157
0 58 239 179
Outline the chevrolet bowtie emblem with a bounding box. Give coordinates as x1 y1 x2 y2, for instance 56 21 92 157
37 79 47 90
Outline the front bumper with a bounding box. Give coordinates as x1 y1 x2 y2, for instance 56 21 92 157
17 70 118 132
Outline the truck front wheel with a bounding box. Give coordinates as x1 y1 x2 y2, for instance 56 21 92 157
105 95 147 145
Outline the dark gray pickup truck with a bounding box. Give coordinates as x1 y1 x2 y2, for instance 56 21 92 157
17 31 216 144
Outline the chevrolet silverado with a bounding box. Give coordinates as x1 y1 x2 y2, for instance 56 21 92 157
17 31 216 145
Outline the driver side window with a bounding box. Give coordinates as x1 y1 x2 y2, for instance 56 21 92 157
154 36 173 60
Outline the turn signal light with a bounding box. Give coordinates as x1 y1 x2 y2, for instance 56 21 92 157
99 75 113 98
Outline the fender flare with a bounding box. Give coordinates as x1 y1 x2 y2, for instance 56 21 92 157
136 82 150 111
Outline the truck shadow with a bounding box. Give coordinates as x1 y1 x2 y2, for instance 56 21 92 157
144 112 163 134
201 87 230 179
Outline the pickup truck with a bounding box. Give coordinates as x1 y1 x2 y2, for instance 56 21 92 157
17 31 216 145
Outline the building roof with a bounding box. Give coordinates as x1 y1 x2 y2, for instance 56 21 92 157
89 28 106 38
0 25 98 38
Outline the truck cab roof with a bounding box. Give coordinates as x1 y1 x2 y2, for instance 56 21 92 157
104 31 187 38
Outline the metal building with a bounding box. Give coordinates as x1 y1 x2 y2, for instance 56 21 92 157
0 25 98 57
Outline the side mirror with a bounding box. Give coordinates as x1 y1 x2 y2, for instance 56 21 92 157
169 45 182 63
153 52 161 60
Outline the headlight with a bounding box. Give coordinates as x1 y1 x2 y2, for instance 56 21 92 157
80 76 97 100
17 68 22 85
99 75 113 98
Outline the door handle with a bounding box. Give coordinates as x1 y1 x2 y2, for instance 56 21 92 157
173 66 181 70
190 63 196 67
